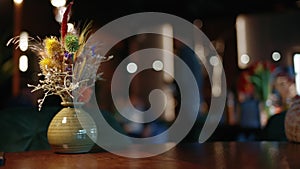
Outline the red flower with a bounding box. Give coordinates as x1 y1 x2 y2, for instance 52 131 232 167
237 71 254 95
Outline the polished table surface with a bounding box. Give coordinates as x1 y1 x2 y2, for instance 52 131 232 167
2 141 300 169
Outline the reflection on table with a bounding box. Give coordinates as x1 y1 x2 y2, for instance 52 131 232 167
2 141 300 169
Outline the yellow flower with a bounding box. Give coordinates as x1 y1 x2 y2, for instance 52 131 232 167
44 37 63 58
39 58 61 73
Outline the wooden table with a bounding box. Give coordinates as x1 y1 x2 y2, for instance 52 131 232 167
1 142 300 169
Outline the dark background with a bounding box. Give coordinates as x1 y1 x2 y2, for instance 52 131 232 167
1 0 300 108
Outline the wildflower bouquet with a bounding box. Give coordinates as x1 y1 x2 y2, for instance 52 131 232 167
7 1 111 110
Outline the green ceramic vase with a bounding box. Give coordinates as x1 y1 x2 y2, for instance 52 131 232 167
47 102 97 153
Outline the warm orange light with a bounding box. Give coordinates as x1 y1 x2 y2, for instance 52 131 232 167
236 15 249 69
19 55 28 72
51 0 66 7
19 31 28 52
13 0 23 5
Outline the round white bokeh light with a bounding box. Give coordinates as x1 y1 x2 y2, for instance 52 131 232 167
127 62 138 73
152 60 164 71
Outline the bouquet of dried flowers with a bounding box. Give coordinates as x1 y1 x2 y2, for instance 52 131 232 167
7 1 112 110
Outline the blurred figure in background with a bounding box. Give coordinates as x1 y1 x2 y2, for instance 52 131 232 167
259 66 296 141
237 71 261 141
273 70 296 113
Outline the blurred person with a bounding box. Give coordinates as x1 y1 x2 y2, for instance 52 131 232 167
236 71 261 141
258 68 296 141
273 71 296 113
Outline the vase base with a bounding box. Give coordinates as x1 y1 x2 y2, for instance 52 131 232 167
51 144 95 154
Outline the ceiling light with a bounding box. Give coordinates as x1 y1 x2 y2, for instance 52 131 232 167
51 0 66 7
13 0 23 5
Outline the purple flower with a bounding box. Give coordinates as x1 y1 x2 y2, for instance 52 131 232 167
64 52 73 60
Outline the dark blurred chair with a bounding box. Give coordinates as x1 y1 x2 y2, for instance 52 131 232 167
0 106 60 152
259 111 288 141
182 114 241 142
